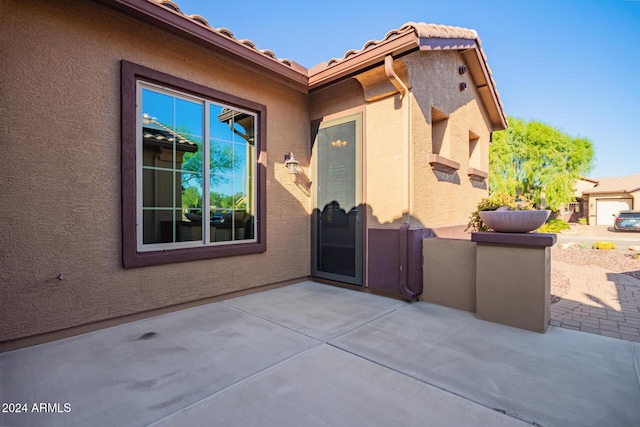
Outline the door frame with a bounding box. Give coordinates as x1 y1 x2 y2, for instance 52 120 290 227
310 108 365 286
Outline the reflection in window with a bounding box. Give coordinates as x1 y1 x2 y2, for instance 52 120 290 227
139 84 256 250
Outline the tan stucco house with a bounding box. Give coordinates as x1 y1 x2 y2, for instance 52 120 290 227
579 175 640 225
1 0 506 349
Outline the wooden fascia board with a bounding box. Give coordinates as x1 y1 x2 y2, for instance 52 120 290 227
308 32 418 91
96 0 309 92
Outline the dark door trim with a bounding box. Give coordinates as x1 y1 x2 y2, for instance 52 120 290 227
311 111 363 286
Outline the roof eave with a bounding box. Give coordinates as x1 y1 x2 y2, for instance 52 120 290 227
309 32 507 131
583 188 640 195
578 176 600 184
96 0 309 92
308 31 419 92
455 44 507 131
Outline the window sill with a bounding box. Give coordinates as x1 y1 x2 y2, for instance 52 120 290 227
428 154 460 174
467 167 488 181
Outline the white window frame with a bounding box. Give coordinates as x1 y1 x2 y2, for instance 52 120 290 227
136 81 258 253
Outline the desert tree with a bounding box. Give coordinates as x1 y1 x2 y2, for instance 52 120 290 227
489 117 594 211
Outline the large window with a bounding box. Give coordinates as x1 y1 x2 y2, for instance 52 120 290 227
122 61 266 267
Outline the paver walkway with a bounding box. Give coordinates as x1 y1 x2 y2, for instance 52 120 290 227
550 260 640 342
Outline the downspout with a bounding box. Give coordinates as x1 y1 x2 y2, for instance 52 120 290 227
384 55 415 299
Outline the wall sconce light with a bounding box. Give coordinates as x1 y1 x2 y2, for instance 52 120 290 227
330 139 348 147
284 152 299 174
459 65 467 75
459 82 467 91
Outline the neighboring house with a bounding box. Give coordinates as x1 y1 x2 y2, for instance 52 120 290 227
0 0 506 348
564 176 599 222
581 175 640 225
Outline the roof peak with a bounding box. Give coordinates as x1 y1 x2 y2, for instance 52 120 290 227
322 22 479 68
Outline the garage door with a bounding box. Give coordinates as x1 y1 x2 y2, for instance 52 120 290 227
596 199 632 225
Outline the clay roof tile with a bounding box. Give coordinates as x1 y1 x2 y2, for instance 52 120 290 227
150 0 293 68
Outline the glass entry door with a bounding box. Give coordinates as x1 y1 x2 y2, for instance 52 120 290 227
311 113 363 285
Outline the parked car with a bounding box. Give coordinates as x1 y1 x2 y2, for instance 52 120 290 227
613 210 640 231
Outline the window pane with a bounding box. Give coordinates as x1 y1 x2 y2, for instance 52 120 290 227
231 175 246 206
143 169 175 208
176 220 202 242
143 209 175 244
181 175 203 225
141 86 205 247
175 98 203 141
210 140 234 179
142 89 173 126
209 185 233 211
233 141 247 173
210 106 234 142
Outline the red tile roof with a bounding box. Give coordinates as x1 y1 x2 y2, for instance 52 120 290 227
100 0 507 129
149 0 295 67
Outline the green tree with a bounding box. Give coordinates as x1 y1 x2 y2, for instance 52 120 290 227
182 186 202 209
181 141 235 187
489 117 594 211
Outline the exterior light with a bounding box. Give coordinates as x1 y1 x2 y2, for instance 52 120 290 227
284 152 299 174
459 65 467 74
459 82 467 91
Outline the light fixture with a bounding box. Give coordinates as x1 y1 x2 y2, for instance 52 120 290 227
331 139 348 147
284 152 299 174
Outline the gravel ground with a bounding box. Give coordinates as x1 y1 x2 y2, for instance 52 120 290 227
551 246 640 303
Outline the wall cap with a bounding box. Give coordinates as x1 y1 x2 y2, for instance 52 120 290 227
471 232 556 247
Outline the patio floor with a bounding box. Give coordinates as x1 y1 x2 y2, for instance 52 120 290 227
1 280 639 427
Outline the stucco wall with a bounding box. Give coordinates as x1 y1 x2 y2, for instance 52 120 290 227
574 178 597 198
0 0 310 342
404 51 492 228
364 96 406 227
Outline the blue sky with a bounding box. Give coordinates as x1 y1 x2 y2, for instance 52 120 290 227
174 0 639 178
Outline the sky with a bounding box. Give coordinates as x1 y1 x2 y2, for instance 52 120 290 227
173 0 639 178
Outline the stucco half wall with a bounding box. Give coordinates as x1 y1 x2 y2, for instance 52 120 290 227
0 0 311 343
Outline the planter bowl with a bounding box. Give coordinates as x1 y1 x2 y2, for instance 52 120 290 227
478 210 551 233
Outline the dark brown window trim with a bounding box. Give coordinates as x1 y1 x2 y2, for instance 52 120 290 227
121 60 267 268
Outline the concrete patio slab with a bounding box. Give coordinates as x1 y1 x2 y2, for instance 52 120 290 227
1 280 639 427
224 281 407 341
152 344 528 427
0 304 318 427
331 303 640 427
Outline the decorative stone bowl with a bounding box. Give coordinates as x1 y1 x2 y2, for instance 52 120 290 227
478 210 551 233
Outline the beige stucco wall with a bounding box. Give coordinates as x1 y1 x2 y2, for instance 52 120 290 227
404 51 492 228
364 95 406 227
574 178 597 198
476 244 550 333
421 238 476 312
0 0 310 342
